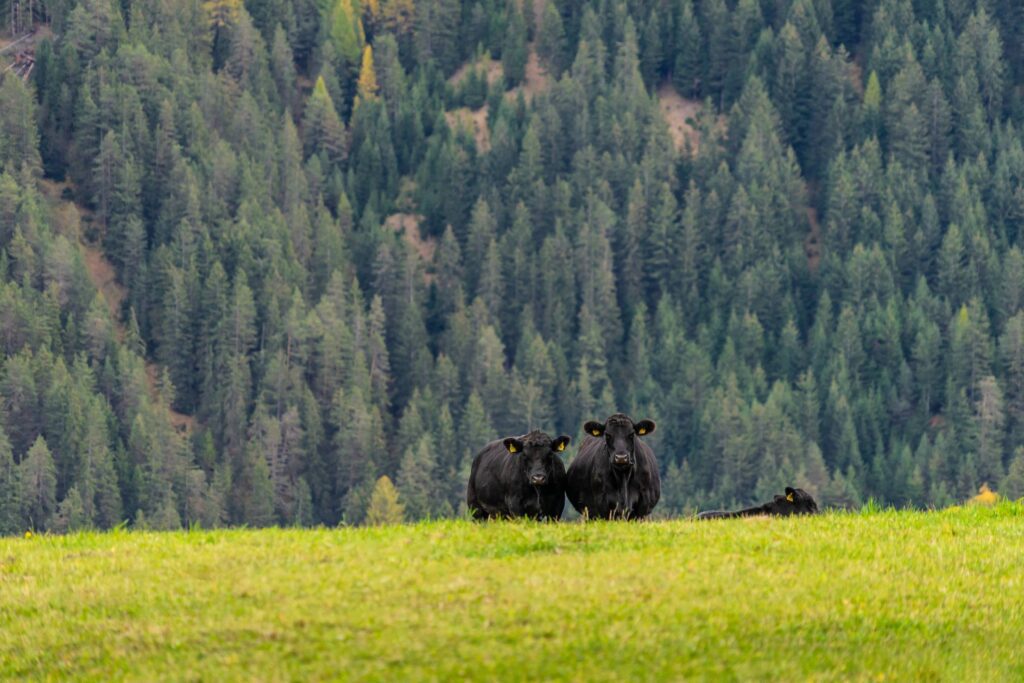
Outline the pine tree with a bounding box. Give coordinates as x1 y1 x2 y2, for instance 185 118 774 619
304 77 347 166
1001 448 1024 501
328 0 364 67
55 486 90 532
239 439 276 527
397 435 440 520
0 426 20 535
356 44 379 102
413 0 461 73
974 375 1006 487
365 475 405 525
270 25 297 110
502 2 529 86
673 0 702 98
536 1 568 78
0 76 43 176
19 436 58 531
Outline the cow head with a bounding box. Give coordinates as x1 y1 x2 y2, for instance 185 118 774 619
768 487 819 516
504 431 571 487
583 414 655 472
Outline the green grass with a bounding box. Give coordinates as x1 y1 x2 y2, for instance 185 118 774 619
4 505 1024 681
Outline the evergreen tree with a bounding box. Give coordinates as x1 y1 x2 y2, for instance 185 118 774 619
356 45 379 102
1002 448 1024 501
365 475 405 525
304 77 347 166
536 1 568 78
19 436 58 531
0 426 20 534
397 435 441 520
502 2 529 86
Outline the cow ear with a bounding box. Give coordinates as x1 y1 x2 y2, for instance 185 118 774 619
583 421 605 437
634 419 656 436
785 487 795 502
551 435 571 453
503 437 523 454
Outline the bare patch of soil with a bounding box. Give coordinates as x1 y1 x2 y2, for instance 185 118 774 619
517 49 549 101
531 0 545 31
656 82 703 154
386 213 435 260
386 213 436 286
82 243 127 335
849 61 865 97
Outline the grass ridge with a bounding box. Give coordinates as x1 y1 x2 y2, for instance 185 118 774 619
3 504 1024 681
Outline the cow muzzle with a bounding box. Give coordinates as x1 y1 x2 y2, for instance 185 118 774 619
530 474 547 486
612 453 631 467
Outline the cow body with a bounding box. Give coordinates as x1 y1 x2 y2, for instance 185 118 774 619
566 414 660 520
467 431 570 520
697 487 819 519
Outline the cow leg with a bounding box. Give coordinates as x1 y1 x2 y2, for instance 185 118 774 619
619 475 632 520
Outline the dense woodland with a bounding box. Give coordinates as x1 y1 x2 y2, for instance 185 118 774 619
2 0 1024 531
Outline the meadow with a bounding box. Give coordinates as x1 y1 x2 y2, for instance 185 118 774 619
3 504 1024 681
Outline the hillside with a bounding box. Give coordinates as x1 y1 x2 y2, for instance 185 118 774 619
3 505 1024 679
5 0 1024 534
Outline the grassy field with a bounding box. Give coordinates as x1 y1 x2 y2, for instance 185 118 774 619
3 505 1024 681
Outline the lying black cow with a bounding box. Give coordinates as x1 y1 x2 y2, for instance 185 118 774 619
696 487 819 519
566 414 660 520
467 430 571 520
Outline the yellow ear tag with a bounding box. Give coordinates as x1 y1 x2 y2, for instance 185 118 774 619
591 430 601 436
638 428 646 435
508 444 517 453
557 442 565 451
786 493 794 502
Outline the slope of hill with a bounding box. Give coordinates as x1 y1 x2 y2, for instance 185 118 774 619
3 504 1024 679
5 0 1024 533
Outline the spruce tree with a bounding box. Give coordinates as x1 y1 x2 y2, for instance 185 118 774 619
536 1 568 78
365 475 405 525
502 3 529 86
0 426 20 535
19 436 58 531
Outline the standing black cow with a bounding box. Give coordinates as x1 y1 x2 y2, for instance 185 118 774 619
696 487 819 519
466 430 572 520
566 414 660 520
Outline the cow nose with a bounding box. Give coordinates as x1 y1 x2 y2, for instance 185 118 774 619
530 474 546 485
613 453 630 464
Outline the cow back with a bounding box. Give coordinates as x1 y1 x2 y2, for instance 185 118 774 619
467 440 514 519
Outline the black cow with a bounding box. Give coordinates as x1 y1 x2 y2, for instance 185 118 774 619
696 487 819 520
566 414 660 520
466 430 572 520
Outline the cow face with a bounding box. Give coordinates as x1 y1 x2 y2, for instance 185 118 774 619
504 431 571 487
583 414 656 472
769 487 819 516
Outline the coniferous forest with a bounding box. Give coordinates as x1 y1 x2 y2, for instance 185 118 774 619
2 0 1024 531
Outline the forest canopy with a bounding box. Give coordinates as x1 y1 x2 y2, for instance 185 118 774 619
3 0 1024 530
